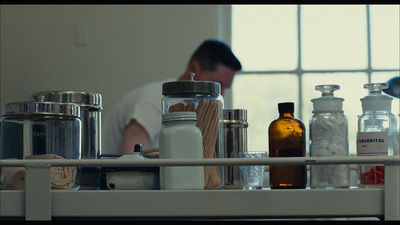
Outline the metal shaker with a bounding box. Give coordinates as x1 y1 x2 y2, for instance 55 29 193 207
223 109 248 189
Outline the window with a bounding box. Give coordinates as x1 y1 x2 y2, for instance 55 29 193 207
231 5 400 155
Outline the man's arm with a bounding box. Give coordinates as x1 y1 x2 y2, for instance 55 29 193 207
120 119 150 154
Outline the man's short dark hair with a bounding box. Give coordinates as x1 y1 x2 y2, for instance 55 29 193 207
189 40 242 72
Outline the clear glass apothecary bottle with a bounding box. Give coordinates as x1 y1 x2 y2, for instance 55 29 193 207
309 85 350 189
0 101 82 190
357 83 398 188
161 73 224 189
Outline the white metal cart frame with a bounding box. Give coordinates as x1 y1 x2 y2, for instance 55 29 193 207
0 156 399 221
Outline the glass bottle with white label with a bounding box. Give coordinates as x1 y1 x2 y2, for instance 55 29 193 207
357 83 398 188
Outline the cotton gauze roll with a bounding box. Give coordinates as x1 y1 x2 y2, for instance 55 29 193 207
50 166 77 188
25 154 77 189
1 167 26 190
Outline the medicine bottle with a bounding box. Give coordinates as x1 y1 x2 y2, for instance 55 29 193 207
268 102 307 189
357 83 398 188
159 111 204 190
162 73 224 189
309 85 349 189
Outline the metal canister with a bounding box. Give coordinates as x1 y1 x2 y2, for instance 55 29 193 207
29 91 102 189
223 109 248 189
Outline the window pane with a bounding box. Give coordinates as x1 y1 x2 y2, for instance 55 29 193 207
232 5 297 71
302 73 369 155
371 72 400 118
301 5 367 70
370 5 400 69
232 74 298 152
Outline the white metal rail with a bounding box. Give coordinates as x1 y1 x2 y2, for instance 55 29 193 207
0 156 399 221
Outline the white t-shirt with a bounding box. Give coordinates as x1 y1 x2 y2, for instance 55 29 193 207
102 77 176 155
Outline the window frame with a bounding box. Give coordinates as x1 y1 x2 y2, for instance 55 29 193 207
228 5 400 120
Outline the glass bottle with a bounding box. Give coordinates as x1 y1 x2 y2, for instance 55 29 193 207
309 85 350 189
268 102 307 189
357 83 398 188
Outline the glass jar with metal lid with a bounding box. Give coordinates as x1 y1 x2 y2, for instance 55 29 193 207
28 91 102 189
162 73 224 189
0 101 81 190
29 91 102 159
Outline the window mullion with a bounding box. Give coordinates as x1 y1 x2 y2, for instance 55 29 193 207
366 5 372 83
297 5 303 120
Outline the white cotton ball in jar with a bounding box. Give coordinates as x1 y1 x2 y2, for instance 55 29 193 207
310 146 320 157
336 145 347 156
313 119 324 129
328 142 339 152
321 166 334 177
311 166 321 179
317 148 329 157
324 130 334 140
332 135 345 145
332 166 344 177
329 114 337 121
331 125 342 135
311 129 324 141
325 120 335 129
319 139 330 148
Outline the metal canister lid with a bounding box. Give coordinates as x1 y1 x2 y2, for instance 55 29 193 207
29 91 102 109
2 101 80 117
162 73 221 96
223 109 247 121
223 109 248 128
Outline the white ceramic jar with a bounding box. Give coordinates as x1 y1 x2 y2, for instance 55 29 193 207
159 111 204 190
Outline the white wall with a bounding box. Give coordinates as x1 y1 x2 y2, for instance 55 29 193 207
0 5 232 123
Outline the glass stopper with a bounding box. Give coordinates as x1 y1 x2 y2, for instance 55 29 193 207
364 83 388 94
315 84 340 96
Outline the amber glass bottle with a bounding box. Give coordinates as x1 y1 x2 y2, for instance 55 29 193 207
268 102 307 189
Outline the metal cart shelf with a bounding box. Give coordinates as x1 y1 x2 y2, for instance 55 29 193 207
1 156 399 221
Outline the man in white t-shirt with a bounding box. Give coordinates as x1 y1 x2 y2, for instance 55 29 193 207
102 40 242 155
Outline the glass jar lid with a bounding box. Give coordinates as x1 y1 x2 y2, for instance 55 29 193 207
162 73 221 96
2 101 80 117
